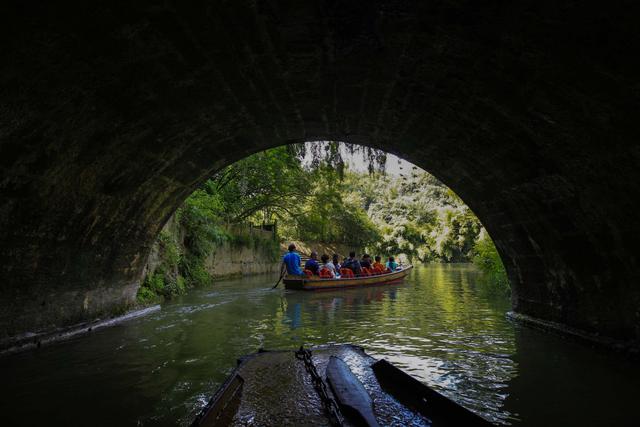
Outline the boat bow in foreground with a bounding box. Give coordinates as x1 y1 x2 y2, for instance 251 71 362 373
192 344 493 426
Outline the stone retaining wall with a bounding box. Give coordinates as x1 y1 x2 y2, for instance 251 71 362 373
206 243 279 278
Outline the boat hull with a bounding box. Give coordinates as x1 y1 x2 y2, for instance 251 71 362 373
283 265 413 290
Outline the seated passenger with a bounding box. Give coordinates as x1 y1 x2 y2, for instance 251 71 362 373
319 254 336 278
282 243 304 275
372 256 385 272
341 251 362 275
332 253 341 271
360 254 372 269
304 251 320 275
386 256 399 271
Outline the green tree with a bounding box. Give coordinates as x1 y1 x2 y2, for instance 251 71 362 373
472 229 510 294
212 146 310 223
364 169 481 262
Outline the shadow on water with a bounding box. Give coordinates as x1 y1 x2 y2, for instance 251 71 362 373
0 264 638 426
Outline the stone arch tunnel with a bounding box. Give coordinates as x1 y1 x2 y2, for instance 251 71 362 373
1 1 639 347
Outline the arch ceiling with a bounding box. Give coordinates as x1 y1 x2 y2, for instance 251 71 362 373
0 1 638 345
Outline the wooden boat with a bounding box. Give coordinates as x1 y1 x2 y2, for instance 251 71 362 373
192 344 494 427
283 265 414 290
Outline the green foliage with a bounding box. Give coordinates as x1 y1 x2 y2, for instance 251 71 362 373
158 231 181 266
179 195 230 257
146 272 165 294
136 231 188 303
288 165 381 246
164 274 187 295
176 189 233 288
179 255 212 288
473 230 510 294
136 286 158 304
362 169 482 262
179 145 382 248
208 146 310 224
137 267 190 303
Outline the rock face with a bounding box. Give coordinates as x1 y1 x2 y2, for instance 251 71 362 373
0 1 639 344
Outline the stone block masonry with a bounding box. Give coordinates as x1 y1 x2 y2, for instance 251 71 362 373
0 1 639 348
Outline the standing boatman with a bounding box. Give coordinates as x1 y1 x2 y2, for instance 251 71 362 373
282 243 304 276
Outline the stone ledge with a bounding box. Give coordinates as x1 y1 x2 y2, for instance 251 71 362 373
0 305 161 356
506 311 639 357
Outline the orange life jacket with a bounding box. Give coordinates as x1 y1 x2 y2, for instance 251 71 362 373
340 268 354 278
319 269 333 279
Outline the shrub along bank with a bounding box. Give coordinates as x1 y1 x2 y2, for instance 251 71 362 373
136 212 279 305
472 229 510 295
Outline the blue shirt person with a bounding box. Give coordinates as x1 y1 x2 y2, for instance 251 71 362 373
386 256 398 271
282 243 304 275
304 251 320 274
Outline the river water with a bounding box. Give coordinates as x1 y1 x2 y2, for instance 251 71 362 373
1 264 638 426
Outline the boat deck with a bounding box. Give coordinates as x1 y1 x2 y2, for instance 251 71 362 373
193 344 492 426
197 345 432 426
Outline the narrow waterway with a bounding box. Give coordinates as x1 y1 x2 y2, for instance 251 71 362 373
1 264 637 426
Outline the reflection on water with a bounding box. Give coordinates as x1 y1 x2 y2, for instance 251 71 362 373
0 264 638 426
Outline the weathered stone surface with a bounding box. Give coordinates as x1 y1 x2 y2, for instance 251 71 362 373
0 1 639 344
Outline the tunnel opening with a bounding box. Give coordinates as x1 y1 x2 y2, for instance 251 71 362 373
137 140 510 306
